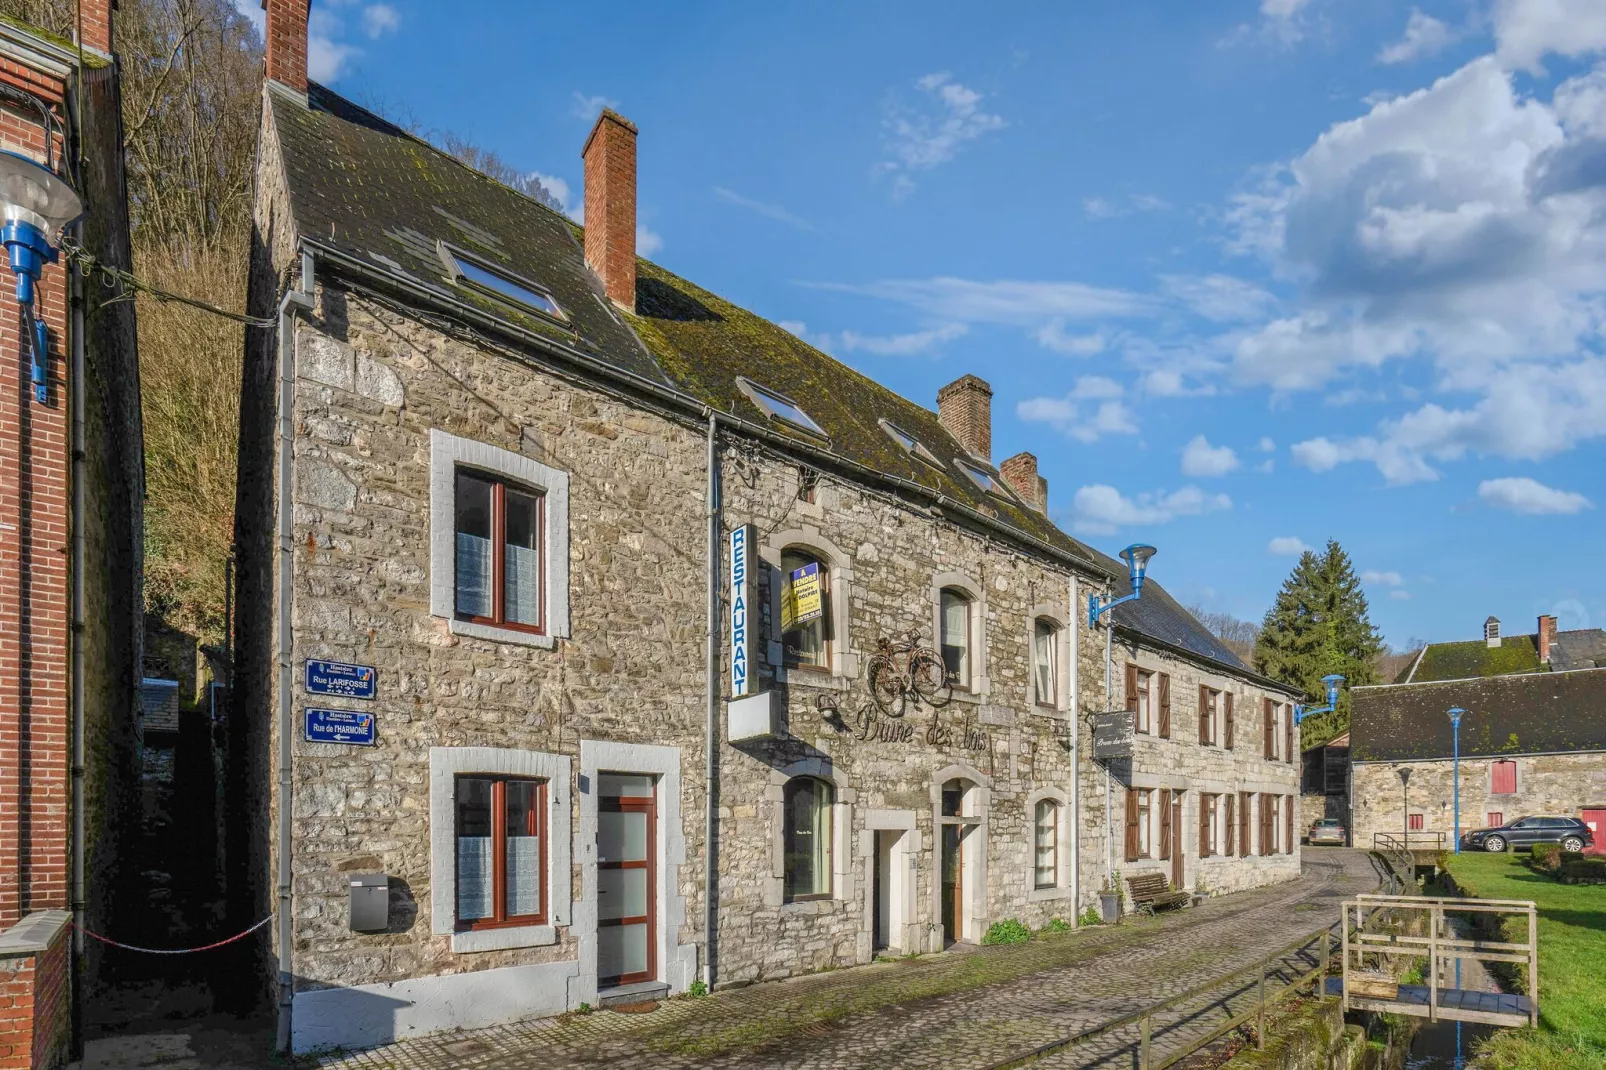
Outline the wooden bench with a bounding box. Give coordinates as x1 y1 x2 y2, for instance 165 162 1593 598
1126 872 1190 915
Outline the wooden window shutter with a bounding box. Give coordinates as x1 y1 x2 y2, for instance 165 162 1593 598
1285 706 1294 764
1125 663 1139 713
1158 673 1171 738
1263 698 1275 760
1286 795 1295 854
1199 796 1210 858
1224 693 1234 750
1124 787 1140 863
1198 685 1210 744
1224 793 1235 855
1158 789 1172 860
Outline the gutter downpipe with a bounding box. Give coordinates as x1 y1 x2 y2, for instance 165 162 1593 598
68 217 86 1062
1068 574 1080 923
703 410 720 990
276 252 315 1055
1104 608 1113 892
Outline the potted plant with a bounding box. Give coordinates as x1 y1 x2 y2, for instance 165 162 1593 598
1099 870 1123 923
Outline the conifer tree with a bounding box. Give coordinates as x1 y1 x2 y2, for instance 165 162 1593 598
1253 540 1384 747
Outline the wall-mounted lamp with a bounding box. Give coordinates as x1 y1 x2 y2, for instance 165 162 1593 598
1294 673 1345 724
0 150 84 403
1088 543 1156 627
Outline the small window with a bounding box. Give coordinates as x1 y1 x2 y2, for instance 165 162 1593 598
1408 813 1425 831
781 548 830 670
1034 800 1059 888
1137 789 1153 857
1487 812 1504 828
1134 670 1153 734
455 775 547 929
1200 688 1218 746
940 587 972 689
953 458 1011 497
941 779 965 818
783 777 833 901
737 378 825 436
797 466 820 504
1032 619 1058 707
455 470 544 633
878 418 940 466
439 243 565 322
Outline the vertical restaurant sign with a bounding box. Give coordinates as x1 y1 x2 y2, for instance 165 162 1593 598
729 524 755 698
780 562 822 634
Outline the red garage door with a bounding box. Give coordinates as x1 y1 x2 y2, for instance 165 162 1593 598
1583 810 1606 856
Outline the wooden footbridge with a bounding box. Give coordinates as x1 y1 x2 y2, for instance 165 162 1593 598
1339 893 1538 1028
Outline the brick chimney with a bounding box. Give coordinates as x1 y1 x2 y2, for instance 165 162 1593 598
937 374 992 461
582 109 638 313
263 0 309 95
77 0 112 54
1538 614 1557 665
999 451 1047 512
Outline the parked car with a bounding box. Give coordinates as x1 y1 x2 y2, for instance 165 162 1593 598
1307 818 1347 846
1461 816 1594 854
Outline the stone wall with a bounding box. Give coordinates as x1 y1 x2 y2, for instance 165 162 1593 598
1351 751 1606 849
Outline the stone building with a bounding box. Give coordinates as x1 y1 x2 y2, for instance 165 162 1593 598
1351 664 1606 852
0 4 145 1067
235 5 1306 1054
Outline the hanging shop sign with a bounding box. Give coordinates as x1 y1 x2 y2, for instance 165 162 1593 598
1092 710 1135 761
729 524 756 698
304 708 377 747
304 659 378 700
780 561 822 633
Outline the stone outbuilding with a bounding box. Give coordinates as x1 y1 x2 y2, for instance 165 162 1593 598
233 4 1308 1054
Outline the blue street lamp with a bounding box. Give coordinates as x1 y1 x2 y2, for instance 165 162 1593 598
1293 674 1345 724
1449 706 1467 854
1088 543 1156 626
0 150 84 403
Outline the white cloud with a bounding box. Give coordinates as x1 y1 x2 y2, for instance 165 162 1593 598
712 187 813 231
1477 476 1594 515
777 321 808 338
813 277 1145 324
1071 484 1232 536
1140 368 1216 397
307 36 356 82
1493 0 1606 73
1378 9 1452 65
572 92 622 121
1390 590 1412 600
1268 536 1312 555
1161 274 1276 322
636 225 664 257
361 3 399 38
1258 437 1276 452
1018 377 1138 443
1036 320 1106 355
1361 570 1404 586
1181 435 1240 477
1083 194 1171 220
878 72 1005 195
531 172 580 221
836 323 967 356
1249 0 1317 46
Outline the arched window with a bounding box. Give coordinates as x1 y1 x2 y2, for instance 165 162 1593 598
1034 799 1059 889
940 587 972 688
1032 618 1058 707
781 548 830 670
783 777 833 901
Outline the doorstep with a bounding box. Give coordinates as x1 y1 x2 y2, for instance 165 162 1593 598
597 980 670 1008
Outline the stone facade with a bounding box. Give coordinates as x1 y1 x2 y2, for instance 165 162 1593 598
1352 751 1606 850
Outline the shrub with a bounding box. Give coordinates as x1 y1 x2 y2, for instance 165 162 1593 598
981 919 1032 945
1079 907 1103 927
1041 917 1072 934
1531 844 1562 872
1558 860 1606 884
686 980 708 998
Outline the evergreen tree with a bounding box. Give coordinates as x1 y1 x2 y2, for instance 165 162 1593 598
1253 540 1384 747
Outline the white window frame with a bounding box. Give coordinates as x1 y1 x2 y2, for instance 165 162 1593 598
430 429 570 648
736 377 827 437
932 571 988 698
1027 787 1072 899
430 746 572 953
1027 605 1071 715
438 240 569 325
1135 669 1154 734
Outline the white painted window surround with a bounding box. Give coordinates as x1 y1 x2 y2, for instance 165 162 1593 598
429 428 570 648
932 572 988 698
429 747 572 953
1026 786 1073 901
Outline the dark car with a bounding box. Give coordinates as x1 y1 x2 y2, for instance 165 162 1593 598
1462 816 1594 854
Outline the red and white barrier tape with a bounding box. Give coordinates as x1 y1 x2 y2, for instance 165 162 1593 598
70 914 273 955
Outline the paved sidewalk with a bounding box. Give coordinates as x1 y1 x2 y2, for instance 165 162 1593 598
315 850 1383 1070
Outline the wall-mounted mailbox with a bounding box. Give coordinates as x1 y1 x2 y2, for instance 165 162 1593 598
348 873 389 932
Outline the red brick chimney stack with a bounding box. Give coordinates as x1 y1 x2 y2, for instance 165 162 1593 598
1538 614 1556 665
77 0 112 54
582 108 638 313
937 375 993 461
999 451 1046 512
263 0 310 95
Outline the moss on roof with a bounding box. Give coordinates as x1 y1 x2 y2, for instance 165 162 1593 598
1410 635 1542 683
0 14 111 68
1352 668 1606 761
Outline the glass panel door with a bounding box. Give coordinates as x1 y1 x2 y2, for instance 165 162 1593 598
598 776 656 987
941 824 962 945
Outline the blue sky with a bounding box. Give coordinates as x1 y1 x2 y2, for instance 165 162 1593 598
264 0 1606 649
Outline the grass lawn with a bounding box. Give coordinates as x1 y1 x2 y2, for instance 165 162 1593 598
1444 851 1606 1065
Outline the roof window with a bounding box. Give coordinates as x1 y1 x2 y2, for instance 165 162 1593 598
737 378 825 436
954 458 1013 498
439 242 566 323
878 418 940 466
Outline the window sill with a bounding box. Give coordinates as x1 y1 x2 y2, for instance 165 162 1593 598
450 923 558 953
449 617 558 649
780 898 838 915
1029 884 1072 903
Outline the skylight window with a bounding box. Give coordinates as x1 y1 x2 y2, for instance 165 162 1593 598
954 458 1012 498
737 378 825 436
878 418 940 466
439 243 566 322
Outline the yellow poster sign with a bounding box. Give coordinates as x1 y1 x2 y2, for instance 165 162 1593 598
781 563 823 633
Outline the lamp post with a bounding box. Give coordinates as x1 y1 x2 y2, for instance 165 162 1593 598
1397 766 1411 850
0 149 84 403
1293 674 1345 725
1449 707 1467 854
1090 543 1157 893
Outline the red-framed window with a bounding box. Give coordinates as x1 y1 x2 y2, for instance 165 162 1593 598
1408 813 1424 831
455 776 547 930
1490 760 1517 795
454 470 545 633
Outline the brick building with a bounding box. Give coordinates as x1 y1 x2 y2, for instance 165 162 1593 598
235 5 1304 1053
0 4 144 1068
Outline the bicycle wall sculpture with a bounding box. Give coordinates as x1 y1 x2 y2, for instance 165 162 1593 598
865 631 953 715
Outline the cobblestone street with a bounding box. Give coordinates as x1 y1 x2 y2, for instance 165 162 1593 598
316 850 1383 1070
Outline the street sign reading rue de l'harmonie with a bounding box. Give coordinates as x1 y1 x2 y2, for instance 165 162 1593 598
303 659 379 746
1093 710 1135 761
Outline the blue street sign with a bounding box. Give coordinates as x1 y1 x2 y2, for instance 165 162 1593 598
305 659 378 700
304 708 377 746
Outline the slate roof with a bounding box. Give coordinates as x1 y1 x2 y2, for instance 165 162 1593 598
265 82 1269 678
1552 629 1606 671
1400 627 1606 681
1350 667 1606 762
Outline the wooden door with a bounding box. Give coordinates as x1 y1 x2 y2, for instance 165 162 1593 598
1582 810 1606 856
598 775 656 987
941 824 963 945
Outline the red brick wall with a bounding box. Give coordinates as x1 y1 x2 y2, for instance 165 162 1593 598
0 921 69 1070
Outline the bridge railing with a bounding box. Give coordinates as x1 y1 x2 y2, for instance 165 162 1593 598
1374 830 1446 852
